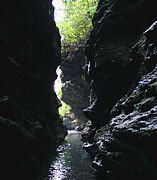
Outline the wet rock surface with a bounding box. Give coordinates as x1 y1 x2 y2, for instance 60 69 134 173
82 0 157 178
0 1 67 179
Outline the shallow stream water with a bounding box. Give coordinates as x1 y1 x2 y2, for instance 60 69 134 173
47 130 95 180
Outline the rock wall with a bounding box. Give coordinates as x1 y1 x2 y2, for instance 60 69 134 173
0 0 67 179
61 45 90 121
83 0 157 127
82 0 157 178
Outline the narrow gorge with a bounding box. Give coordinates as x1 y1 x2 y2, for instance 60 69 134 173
0 0 157 179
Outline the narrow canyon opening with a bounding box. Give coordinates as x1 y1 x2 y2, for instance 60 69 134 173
0 0 157 180
53 0 98 132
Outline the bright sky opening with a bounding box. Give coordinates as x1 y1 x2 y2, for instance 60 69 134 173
52 0 64 93
52 0 65 23
54 67 62 94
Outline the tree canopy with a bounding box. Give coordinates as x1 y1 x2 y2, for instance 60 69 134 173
58 0 98 46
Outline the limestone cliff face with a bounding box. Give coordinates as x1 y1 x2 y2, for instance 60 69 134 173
0 0 67 179
82 0 157 177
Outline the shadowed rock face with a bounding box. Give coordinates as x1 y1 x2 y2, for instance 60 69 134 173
82 0 157 178
84 31 157 177
83 0 157 127
0 0 67 179
61 45 90 121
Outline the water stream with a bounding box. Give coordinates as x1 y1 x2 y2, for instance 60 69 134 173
47 130 95 180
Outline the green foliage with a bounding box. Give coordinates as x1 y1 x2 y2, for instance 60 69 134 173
58 0 98 46
59 100 71 117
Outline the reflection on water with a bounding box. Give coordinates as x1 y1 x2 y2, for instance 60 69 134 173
47 130 95 180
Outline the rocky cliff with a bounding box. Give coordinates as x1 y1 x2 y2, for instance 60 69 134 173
61 45 90 121
0 0 67 179
82 0 157 178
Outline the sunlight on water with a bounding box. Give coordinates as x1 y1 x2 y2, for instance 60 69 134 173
47 130 95 180
48 144 71 180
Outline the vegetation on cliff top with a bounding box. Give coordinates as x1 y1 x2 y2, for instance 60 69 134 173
54 0 98 117
58 0 98 48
